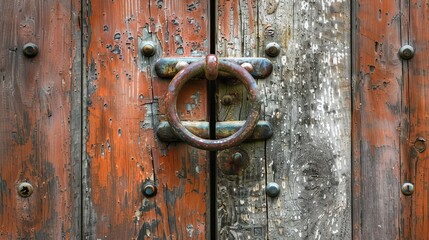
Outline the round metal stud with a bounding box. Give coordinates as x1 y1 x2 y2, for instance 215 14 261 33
266 182 280 198
141 42 156 57
17 182 34 198
175 61 189 71
142 182 157 197
265 42 281 57
240 62 254 73
221 95 233 106
22 43 39 58
401 182 414 196
398 45 415 60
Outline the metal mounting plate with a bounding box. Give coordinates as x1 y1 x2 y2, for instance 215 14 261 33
156 121 273 142
155 57 273 79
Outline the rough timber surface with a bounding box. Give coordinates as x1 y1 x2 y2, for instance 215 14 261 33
217 0 351 239
352 1 403 239
83 1 209 239
0 0 82 239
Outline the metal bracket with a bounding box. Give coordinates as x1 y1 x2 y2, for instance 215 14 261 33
155 57 273 79
156 121 273 142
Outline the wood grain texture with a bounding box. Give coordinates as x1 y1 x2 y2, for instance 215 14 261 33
0 0 81 239
402 1 429 239
260 1 351 239
83 1 209 239
217 0 351 239
216 1 268 239
352 0 403 239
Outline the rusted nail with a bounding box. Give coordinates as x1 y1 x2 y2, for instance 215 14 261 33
401 182 414 196
414 137 426 153
17 182 34 198
22 43 39 58
175 61 189 71
266 182 280 197
399 45 415 60
142 181 157 197
241 62 254 72
265 42 281 57
141 42 156 57
221 95 233 106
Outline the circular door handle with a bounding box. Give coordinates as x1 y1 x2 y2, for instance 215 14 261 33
165 54 261 151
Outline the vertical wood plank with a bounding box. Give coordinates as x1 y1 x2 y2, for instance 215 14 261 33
216 1 268 239
83 1 209 239
259 0 351 239
403 1 429 239
353 0 402 239
0 0 81 239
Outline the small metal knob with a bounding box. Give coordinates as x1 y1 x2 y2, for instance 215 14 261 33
240 62 254 72
265 42 281 57
141 42 156 57
399 45 415 60
221 95 233 106
17 182 34 198
401 182 414 196
22 43 39 58
266 182 280 198
142 182 157 197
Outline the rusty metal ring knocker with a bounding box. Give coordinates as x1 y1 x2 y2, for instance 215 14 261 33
165 54 261 151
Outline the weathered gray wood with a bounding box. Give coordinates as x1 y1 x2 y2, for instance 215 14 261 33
216 1 268 239
217 0 351 239
259 0 351 238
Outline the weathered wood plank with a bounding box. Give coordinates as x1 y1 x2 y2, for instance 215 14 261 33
259 0 351 239
216 1 268 239
353 0 402 239
0 0 81 239
402 1 429 239
83 0 209 238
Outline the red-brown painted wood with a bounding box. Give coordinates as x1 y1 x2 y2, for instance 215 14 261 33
0 1 82 239
84 1 209 238
353 0 403 239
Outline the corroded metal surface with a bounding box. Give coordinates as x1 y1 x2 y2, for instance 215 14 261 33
156 121 273 142
165 55 261 151
155 57 273 79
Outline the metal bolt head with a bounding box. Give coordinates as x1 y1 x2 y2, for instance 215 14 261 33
141 42 156 57
221 95 233 106
265 42 281 57
401 182 414 196
399 45 415 60
17 182 34 198
22 43 39 58
175 61 189 71
266 182 280 198
240 62 254 72
142 182 157 197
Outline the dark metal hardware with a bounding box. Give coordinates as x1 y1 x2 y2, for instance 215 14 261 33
17 182 34 198
399 44 415 60
221 95 234 106
155 57 273 79
156 121 273 142
164 55 262 151
141 41 156 57
265 42 281 57
266 182 280 198
217 148 249 175
142 181 157 197
402 182 414 196
22 43 39 58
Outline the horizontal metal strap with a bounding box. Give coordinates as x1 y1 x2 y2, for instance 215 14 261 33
156 121 273 142
155 57 273 79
